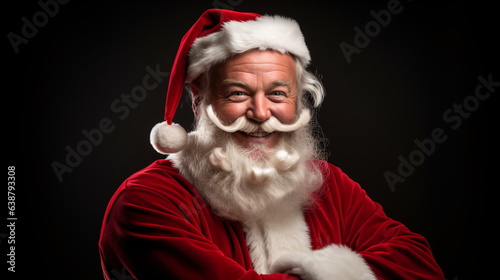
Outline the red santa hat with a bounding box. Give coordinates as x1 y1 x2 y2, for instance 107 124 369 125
150 9 311 154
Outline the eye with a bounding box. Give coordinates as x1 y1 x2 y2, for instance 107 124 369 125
268 91 287 101
228 91 249 102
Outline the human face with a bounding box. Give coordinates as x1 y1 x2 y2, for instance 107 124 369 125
210 49 298 149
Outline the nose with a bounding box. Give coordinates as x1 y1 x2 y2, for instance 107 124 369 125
246 93 271 122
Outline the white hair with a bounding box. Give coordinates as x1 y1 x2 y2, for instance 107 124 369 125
295 60 325 109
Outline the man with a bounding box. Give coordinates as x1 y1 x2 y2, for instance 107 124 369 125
99 9 444 279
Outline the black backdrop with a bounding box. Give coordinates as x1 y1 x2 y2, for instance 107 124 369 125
4 0 498 279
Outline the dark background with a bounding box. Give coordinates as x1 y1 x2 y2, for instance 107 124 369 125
4 0 498 279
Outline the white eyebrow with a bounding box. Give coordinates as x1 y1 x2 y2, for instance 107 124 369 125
222 79 292 91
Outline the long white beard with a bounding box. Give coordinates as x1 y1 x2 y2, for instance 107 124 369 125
170 105 323 223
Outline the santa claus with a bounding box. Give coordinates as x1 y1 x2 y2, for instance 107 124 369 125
99 9 445 280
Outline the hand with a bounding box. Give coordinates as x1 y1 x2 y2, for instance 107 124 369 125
270 244 376 280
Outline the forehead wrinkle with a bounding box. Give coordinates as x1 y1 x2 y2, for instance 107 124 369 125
222 78 248 88
271 79 291 89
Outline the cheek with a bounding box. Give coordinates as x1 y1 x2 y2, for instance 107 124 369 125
272 103 297 124
213 103 247 123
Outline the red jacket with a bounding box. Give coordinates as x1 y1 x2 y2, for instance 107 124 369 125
99 159 444 279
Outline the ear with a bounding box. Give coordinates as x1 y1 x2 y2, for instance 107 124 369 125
189 80 202 119
189 78 201 95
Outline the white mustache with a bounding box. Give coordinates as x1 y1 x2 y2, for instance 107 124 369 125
206 105 311 134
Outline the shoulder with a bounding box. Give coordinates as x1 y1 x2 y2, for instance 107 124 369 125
312 160 372 207
124 159 190 191
102 159 198 218
316 160 358 189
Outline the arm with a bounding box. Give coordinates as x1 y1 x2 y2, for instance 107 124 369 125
333 164 444 279
270 162 444 280
99 164 297 280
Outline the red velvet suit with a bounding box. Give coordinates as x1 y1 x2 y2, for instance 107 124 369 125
99 159 444 279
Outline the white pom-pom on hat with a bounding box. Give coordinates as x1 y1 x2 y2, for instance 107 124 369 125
150 122 188 155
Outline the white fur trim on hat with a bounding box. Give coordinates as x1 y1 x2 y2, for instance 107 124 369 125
150 122 188 154
187 15 311 82
270 244 376 280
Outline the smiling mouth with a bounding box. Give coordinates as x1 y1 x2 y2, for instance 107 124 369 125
242 131 274 138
